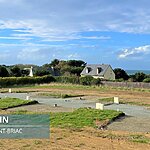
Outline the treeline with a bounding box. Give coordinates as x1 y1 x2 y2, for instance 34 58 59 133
114 68 150 83
0 76 55 87
0 59 86 77
0 59 150 83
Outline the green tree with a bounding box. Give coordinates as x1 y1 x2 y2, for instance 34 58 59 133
114 68 129 80
133 72 146 82
50 59 60 67
67 60 86 67
0 66 9 77
11 66 22 77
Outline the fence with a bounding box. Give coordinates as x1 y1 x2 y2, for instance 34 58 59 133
101 81 150 89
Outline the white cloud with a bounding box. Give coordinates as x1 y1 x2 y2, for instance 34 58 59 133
17 48 50 62
0 36 32 40
0 0 150 43
118 45 150 58
67 53 80 59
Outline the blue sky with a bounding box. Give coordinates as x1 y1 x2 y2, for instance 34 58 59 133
0 0 150 70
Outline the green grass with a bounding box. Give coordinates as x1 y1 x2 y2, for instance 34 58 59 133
120 101 150 107
1 82 150 93
98 97 114 103
50 108 124 129
129 134 150 144
37 93 83 98
0 97 38 109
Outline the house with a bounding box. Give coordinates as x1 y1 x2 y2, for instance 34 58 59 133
80 64 115 80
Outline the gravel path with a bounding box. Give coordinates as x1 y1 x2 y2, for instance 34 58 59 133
105 104 150 132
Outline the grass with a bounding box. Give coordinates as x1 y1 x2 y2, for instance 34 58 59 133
0 97 38 109
98 97 114 103
50 108 124 129
98 97 150 107
129 134 150 144
37 92 83 98
0 83 150 98
120 101 150 107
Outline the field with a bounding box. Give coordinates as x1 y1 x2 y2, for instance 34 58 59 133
0 83 150 149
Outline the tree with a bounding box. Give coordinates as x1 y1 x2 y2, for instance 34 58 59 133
67 60 86 67
11 66 22 77
50 59 60 67
0 66 9 77
114 68 129 80
132 72 146 82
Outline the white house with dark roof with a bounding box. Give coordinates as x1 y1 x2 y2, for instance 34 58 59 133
80 64 115 80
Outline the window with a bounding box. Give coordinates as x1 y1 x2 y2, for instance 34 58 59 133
86 67 91 73
97 67 102 74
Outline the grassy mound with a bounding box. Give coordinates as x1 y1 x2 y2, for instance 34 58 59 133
0 97 38 109
50 108 124 129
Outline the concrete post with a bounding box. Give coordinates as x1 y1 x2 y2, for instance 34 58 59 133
26 96 30 100
114 97 119 104
96 103 104 110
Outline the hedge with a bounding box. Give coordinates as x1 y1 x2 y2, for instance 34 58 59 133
55 75 101 86
0 75 102 87
55 76 80 84
0 75 55 87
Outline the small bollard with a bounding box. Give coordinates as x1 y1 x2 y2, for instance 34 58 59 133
96 103 104 110
114 97 119 104
26 96 30 100
8 89 12 93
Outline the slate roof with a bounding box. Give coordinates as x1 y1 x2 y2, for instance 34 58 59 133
80 64 110 76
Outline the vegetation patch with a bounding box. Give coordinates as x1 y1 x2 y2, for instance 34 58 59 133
50 108 124 129
129 134 150 144
37 92 83 98
0 97 38 109
98 97 114 103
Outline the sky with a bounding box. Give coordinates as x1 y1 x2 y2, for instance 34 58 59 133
0 0 150 70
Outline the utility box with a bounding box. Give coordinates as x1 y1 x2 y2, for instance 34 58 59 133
114 97 119 104
96 103 104 110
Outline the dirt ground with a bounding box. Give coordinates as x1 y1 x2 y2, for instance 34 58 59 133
0 128 150 150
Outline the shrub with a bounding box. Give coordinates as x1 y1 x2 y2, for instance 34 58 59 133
91 78 101 85
55 76 79 84
80 76 94 85
143 78 150 83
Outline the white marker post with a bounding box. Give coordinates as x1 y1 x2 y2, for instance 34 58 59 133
26 96 30 100
8 89 12 93
114 97 119 104
96 103 104 110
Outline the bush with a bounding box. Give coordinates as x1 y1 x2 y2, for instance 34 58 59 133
80 76 101 86
91 78 101 86
143 78 150 83
80 76 94 85
55 76 80 84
